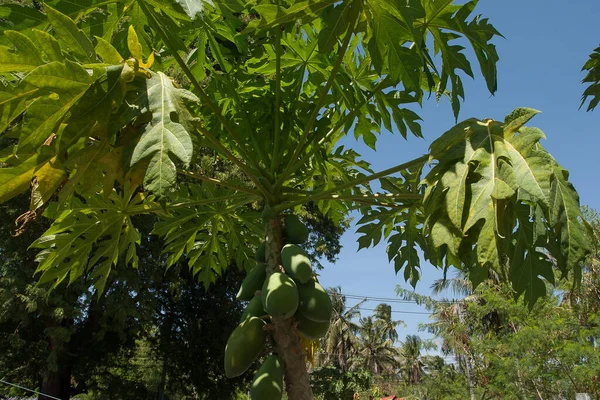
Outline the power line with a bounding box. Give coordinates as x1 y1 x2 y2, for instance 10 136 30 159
340 292 455 305
354 307 431 315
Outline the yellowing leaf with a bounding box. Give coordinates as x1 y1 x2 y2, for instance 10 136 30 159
30 156 67 211
127 25 154 69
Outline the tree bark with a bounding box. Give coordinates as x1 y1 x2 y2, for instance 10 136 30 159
39 334 73 400
457 304 476 400
157 359 167 400
265 216 314 400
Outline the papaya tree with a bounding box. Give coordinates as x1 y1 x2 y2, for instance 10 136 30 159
0 1 593 399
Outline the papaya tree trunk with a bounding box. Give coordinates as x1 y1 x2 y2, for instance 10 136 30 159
265 217 314 400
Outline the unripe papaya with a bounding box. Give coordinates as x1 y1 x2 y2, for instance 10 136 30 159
240 295 267 323
295 311 330 340
224 317 266 378
250 355 284 400
281 244 313 284
236 265 266 301
283 214 309 244
256 242 266 263
261 272 299 319
297 279 332 323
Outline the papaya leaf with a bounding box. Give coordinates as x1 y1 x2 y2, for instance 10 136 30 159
0 30 46 72
30 188 142 295
424 108 592 307
549 166 592 275
152 184 259 288
129 72 199 196
581 45 600 112
244 0 335 33
44 5 96 63
16 61 97 154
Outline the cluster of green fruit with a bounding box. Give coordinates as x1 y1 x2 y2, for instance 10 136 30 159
224 215 333 399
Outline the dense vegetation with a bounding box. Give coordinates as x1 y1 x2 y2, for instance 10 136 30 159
0 0 597 399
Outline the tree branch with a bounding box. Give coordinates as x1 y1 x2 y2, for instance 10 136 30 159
276 24 356 188
284 77 390 183
196 125 270 199
271 2 283 172
176 170 262 197
274 155 429 212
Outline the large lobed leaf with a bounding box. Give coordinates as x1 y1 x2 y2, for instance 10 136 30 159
129 72 199 197
151 184 261 288
423 108 592 307
30 187 144 295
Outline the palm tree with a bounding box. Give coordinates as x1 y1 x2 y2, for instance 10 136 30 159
399 334 425 384
373 303 402 343
321 287 363 371
355 315 401 375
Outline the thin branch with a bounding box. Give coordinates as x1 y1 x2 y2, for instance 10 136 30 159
203 23 271 168
271 1 283 172
128 193 252 214
285 77 390 182
176 170 262 197
274 155 429 212
196 125 270 199
276 23 356 187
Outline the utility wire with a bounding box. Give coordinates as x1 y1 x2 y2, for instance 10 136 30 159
340 292 455 304
353 307 431 315
0 379 62 400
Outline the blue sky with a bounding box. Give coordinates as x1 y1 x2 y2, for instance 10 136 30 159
316 0 600 350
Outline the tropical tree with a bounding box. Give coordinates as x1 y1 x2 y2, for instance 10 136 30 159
0 1 593 398
373 303 401 343
398 334 425 385
320 287 362 371
355 315 401 375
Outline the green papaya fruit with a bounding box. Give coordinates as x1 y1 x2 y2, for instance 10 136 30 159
240 295 267 323
256 242 266 263
297 279 332 323
295 312 330 340
283 214 309 244
261 272 299 319
237 265 266 301
281 244 313 283
250 355 284 400
224 317 266 378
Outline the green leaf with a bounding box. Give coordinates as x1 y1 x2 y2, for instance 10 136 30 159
318 2 361 52
424 109 591 305
549 166 592 273
366 0 421 91
152 184 258 288
33 29 65 62
581 45 600 112
45 5 96 63
29 156 67 211
94 36 123 64
0 30 46 72
0 154 47 203
245 0 335 33
30 188 141 294
130 72 199 196
17 61 96 154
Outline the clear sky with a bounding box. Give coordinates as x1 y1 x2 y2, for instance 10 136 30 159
316 0 600 351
